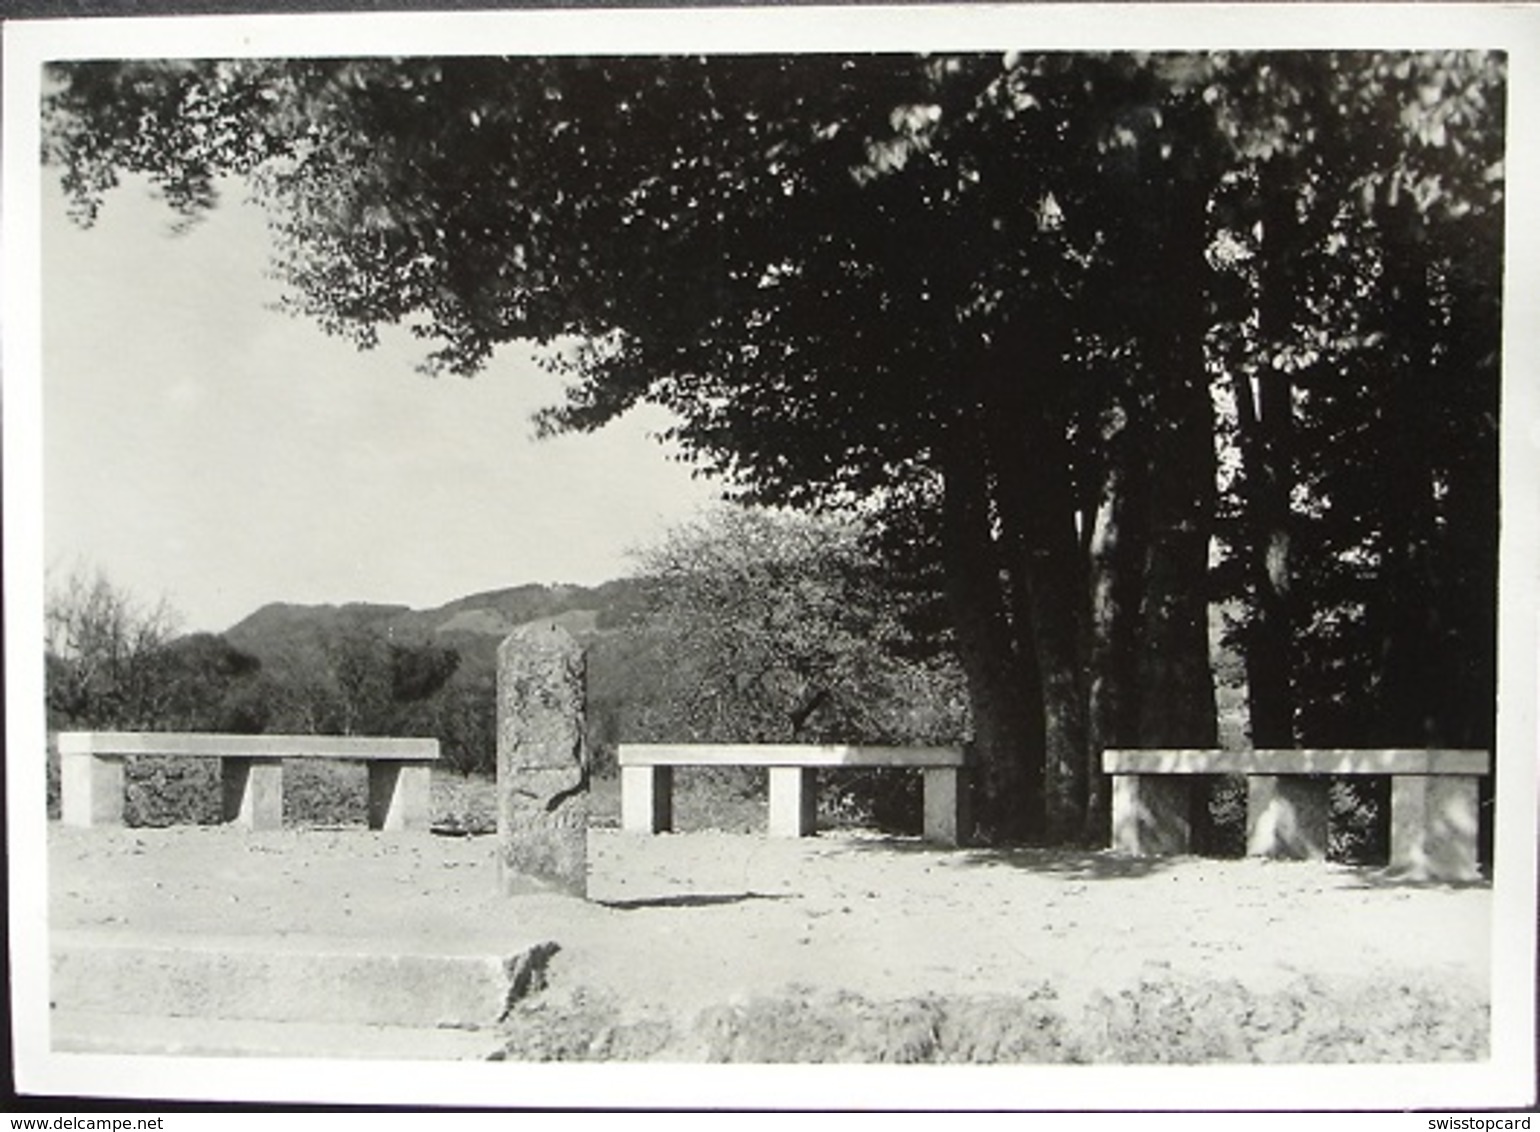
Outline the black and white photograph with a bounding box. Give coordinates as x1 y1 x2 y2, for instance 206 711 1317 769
5 2 1538 1116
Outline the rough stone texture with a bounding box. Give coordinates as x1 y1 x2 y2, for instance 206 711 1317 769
1246 775 1330 859
497 624 589 897
1110 774 1194 856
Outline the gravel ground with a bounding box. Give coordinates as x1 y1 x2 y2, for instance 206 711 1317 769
47 821 1491 1062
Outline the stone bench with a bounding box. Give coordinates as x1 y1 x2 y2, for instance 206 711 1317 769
617 743 970 846
1103 748 1491 880
57 731 440 832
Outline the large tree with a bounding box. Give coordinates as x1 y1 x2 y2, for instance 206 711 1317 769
44 51 1504 845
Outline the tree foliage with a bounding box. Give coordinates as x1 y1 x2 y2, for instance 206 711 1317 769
623 506 968 747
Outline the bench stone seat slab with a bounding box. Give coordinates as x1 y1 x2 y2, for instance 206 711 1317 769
58 732 439 762
1103 748 1489 776
619 744 966 769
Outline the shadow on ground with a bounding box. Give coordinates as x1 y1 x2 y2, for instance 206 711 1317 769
597 892 795 911
836 835 1492 888
838 836 1179 880
1327 867 1491 892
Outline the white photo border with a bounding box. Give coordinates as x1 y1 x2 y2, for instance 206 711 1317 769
6 4 1537 1112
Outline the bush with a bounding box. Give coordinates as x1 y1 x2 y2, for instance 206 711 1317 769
1330 776 1390 864
819 768 923 835
124 756 224 825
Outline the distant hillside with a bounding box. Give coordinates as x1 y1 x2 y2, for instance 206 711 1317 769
224 578 651 683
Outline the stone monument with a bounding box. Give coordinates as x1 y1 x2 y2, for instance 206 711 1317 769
496 623 588 897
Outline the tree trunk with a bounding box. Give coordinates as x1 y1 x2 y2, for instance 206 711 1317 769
961 317 1095 844
1376 251 1446 746
1085 407 1146 844
1132 159 1219 753
1234 179 1299 748
986 390 1091 844
939 417 1044 842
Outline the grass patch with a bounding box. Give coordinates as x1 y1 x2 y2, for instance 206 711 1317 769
494 989 675 1062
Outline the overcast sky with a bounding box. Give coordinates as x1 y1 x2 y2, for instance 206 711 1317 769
41 174 722 633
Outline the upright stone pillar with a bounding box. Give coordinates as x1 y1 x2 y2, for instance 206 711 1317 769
60 750 125 827
221 758 285 830
1110 774 1194 856
496 624 588 897
767 766 817 837
1246 775 1329 859
1390 774 1482 881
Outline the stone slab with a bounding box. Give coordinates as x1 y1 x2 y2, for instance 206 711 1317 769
1104 748 1490 776
57 731 439 762
51 930 558 1029
620 743 966 768
51 1010 506 1061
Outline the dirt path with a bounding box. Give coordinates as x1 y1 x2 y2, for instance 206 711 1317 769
49 822 1490 1036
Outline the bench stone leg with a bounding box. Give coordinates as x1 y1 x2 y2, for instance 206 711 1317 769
1391 774 1481 881
1246 775 1329 859
368 761 432 831
61 753 125 827
1111 774 1193 856
222 758 284 830
621 765 673 834
768 767 817 837
922 767 970 847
